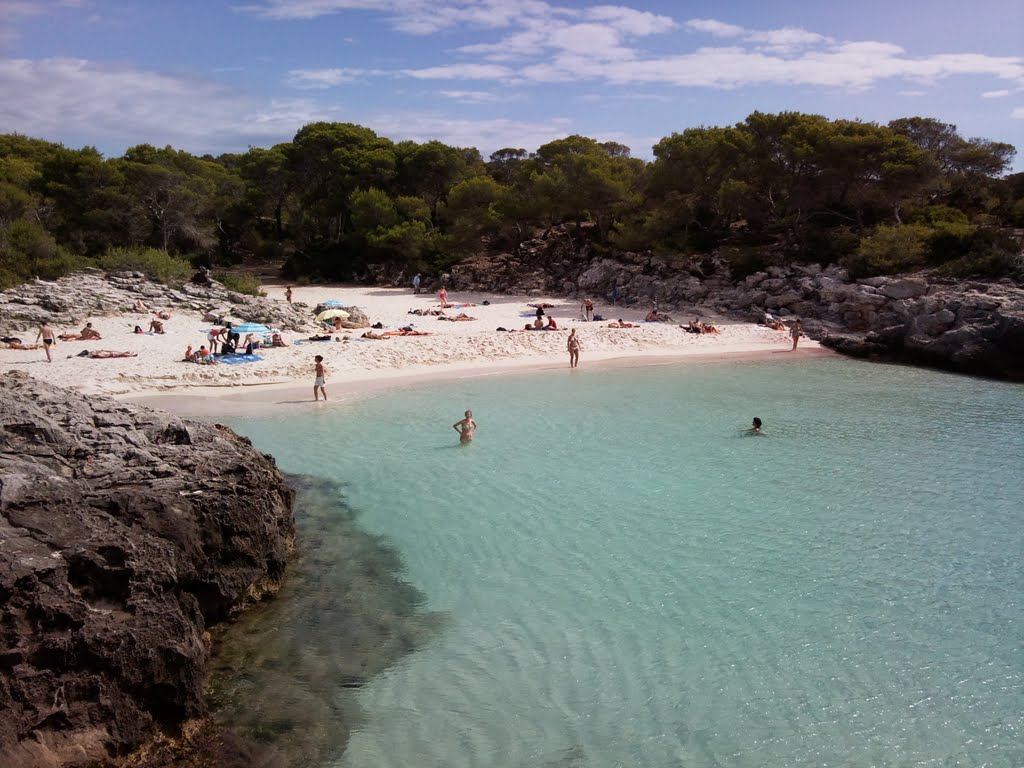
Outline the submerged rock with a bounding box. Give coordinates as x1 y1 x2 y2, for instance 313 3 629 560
0 371 295 766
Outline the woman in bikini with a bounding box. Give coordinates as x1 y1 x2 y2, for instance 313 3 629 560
453 410 477 444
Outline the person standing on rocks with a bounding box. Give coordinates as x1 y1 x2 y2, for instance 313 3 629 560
35 322 56 362
314 355 327 401
790 320 803 351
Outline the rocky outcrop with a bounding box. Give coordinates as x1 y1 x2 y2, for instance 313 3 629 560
0 372 295 767
0 270 312 333
445 226 1024 380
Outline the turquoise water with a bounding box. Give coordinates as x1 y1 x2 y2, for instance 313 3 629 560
226 357 1024 768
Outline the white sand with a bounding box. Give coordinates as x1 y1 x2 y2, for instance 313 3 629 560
1 283 827 414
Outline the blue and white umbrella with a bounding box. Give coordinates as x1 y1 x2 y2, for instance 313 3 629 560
321 299 346 308
232 322 271 335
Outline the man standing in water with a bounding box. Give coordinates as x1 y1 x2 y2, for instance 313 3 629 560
567 328 581 368
313 355 327 401
35 322 56 362
453 410 477 444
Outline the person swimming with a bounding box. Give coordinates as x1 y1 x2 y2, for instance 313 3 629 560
747 417 763 434
453 410 477 444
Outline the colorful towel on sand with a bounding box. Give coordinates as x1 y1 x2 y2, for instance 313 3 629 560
215 354 263 365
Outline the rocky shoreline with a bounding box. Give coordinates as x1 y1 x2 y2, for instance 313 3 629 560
0 269 312 334
0 371 295 766
446 230 1024 380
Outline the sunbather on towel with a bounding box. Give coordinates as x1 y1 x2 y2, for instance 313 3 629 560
361 331 390 339
383 328 433 336
76 349 138 359
608 319 638 328
440 313 477 321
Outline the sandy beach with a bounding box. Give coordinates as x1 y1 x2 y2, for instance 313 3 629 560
1 283 826 415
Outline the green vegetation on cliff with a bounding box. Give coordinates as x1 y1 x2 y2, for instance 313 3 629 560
0 114 1020 290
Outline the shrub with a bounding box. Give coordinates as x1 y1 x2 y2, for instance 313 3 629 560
0 219 87 288
843 224 930 278
216 272 265 296
97 247 193 286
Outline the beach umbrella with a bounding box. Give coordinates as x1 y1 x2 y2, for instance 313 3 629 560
316 309 351 323
322 299 346 308
232 322 271 334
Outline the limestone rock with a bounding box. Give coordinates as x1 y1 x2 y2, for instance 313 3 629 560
0 372 295 766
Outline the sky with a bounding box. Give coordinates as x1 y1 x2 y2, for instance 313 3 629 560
1 0 1022 169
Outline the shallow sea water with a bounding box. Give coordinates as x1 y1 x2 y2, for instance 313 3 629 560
225 357 1024 768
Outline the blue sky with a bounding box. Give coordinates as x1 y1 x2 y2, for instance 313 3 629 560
2 0 1022 169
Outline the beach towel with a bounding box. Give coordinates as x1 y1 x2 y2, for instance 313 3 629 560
215 354 264 365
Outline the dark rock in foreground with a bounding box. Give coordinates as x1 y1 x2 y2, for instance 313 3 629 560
0 371 295 767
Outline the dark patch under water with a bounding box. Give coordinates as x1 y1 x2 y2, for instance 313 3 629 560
207 474 444 767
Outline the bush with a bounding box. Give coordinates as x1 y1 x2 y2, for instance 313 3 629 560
0 219 88 288
843 224 929 278
935 228 1023 280
216 272 265 296
97 247 192 286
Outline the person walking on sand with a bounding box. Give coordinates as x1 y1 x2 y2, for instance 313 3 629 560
568 328 581 368
790 320 803 351
438 286 448 306
412 273 421 294
313 355 327 401
285 286 293 304
581 297 594 321
453 410 477 444
35 322 56 362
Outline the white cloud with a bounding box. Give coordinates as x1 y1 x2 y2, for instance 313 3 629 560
438 89 501 103
747 27 829 47
1012 106 1024 119
0 57 338 153
402 63 514 80
585 5 675 36
286 67 370 87
898 90 926 97
983 89 1010 98
685 18 745 38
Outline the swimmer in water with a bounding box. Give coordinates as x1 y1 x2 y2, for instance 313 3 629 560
453 410 477 444
747 417 763 434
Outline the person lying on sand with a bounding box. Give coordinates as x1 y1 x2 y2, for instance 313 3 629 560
271 331 285 347
75 349 138 359
645 309 674 323
361 331 390 340
153 308 172 320
701 322 720 334
527 303 554 309
440 313 477 321
5 340 42 350
608 319 638 328
383 328 433 336
59 322 102 341
408 308 446 316
683 318 702 333
133 298 150 312
762 313 785 331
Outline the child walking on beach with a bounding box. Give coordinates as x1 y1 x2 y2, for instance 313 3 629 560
313 355 327 401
